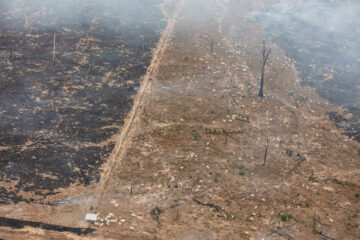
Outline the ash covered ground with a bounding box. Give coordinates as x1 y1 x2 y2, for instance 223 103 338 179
0 0 165 204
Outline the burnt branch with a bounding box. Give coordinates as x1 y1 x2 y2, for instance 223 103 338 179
192 198 226 213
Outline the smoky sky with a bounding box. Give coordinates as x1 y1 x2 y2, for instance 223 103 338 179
0 0 163 34
266 0 360 33
249 0 360 71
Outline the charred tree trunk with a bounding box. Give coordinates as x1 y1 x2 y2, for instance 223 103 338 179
263 137 269 166
258 41 271 98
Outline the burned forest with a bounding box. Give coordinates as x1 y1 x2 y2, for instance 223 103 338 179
0 0 165 203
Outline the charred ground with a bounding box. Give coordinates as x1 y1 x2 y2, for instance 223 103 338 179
0 0 165 203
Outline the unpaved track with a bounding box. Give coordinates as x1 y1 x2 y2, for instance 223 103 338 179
94 0 185 210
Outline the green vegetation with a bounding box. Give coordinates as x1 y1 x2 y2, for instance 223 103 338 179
192 129 200 140
226 106 231 114
278 213 292 222
205 128 220 135
214 173 220 182
238 113 249 120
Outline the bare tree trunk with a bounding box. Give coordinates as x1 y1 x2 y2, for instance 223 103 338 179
259 60 266 98
263 137 269 166
258 41 271 98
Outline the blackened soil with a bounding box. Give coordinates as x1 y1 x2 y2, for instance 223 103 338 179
0 216 95 235
0 0 165 203
251 0 360 141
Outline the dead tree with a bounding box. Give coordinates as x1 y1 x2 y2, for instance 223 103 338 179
52 33 56 63
263 137 269 166
258 41 271 98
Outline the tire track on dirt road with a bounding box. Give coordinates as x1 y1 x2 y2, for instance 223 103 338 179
94 0 185 210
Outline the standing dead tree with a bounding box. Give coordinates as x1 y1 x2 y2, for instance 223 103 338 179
258 41 271 98
52 33 56 63
263 136 269 166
